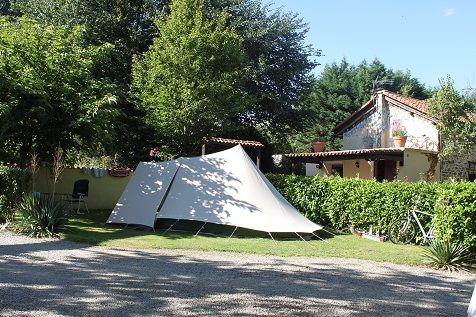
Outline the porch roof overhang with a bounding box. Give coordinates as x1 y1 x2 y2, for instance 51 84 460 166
286 148 405 163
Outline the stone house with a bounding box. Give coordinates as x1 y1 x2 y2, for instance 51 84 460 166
287 89 476 181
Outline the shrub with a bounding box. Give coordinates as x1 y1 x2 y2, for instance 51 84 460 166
267 174 475 248
423 239 475 272
0 165 31 222
16 194 70 237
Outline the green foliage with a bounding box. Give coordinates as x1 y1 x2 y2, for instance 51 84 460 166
428 77 476 160
423 239 475 272
392 128 407 137
16 193 70 237
0 165 31 222
267 175 475 248
223 0 318 138
433 181 476 249
11 0 169 165
0 17 117 165
132 0 249 156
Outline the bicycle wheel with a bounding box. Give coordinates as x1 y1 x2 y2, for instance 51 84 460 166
388 218 416 244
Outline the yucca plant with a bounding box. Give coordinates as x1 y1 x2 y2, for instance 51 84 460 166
16 193 70 238
423 239 476 272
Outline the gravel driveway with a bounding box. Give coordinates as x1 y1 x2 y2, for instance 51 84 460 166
0 231 474 317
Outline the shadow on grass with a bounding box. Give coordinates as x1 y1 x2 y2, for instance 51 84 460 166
0 233 474 317
67 209 339 244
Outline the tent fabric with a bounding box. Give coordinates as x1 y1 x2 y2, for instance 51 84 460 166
108 145 322 233
107 160 180 227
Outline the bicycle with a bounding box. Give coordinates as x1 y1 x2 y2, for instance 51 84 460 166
388 202 436 244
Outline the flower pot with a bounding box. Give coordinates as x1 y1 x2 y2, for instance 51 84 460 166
312 141 326 152
107 167 131 177
393 136 407 148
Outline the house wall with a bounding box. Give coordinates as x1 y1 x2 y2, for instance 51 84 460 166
396 149 441 181
305 162 341 176
343 159 373 179
440 145 476 181
342 108 382 150
385 102 439 151
342 94 439 152
35 167 132 210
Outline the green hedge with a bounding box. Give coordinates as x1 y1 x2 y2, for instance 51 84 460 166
0 165 31 222
268 175 476 249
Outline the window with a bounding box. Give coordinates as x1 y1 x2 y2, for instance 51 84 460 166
468 162 476 181
331 164 343 177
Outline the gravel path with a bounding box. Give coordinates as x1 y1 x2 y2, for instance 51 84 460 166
0 231 474 317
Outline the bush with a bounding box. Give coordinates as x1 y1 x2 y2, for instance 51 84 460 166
0 165 31 222
16 194 70 237
268 174 476 249
423 239 475 272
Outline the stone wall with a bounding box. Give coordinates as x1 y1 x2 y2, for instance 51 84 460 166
440 145 476 181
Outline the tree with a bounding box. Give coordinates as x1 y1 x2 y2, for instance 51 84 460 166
0 0 19 16
288 58 431 152
428 77 476 159
0 17 116 166
11 0 166 86
210 0 319 138
11 0 169 164
132 0 248 156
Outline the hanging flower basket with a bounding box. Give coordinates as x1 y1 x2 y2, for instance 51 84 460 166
107 167 131 177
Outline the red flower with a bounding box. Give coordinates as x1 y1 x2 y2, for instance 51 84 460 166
149 148 157 157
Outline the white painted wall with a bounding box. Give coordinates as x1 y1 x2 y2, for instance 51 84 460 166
342 92 439 152
386 104 439 151
396 149 440 181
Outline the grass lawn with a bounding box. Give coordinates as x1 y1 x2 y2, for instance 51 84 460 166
61 210 429 266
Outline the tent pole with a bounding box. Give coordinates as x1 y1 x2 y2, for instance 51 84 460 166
195 222 207 236
311 232 329 244
228 226 238 239
164 219 179 234
295 232 311 246
268 232 277 245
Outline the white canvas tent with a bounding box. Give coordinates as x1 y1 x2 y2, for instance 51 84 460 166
107 145 322 235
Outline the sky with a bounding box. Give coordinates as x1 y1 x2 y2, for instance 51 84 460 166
267 0 476 91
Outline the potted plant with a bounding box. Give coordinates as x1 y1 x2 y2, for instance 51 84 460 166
311 141 326 152
392 128 407 147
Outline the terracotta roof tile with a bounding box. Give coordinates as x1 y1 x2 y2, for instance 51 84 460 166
209 137 264 148
381 90 428 114
335 90 430 133
286 148 404 158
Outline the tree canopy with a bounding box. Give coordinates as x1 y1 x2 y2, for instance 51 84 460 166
0 17 116 166
132 0 249 156
428 77 476 159
287 58 431 152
